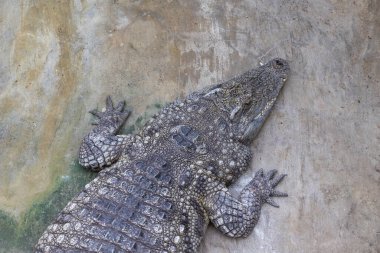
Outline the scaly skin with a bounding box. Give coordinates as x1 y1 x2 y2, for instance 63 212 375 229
35 58 290 253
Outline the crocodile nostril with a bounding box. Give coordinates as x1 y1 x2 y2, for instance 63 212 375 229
272 58 288 70
275 59 283 67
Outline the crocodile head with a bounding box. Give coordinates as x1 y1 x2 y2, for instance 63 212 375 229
205 58 290 143
237 58 289 143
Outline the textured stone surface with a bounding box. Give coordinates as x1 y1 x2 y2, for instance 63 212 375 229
0 0 378 252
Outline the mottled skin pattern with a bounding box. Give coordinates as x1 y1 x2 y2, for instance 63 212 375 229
35 58 290 253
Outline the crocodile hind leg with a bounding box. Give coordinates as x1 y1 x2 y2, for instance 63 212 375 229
79 96 133 171
204 169 287 237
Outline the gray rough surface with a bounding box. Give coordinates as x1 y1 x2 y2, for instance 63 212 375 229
0 0 379 253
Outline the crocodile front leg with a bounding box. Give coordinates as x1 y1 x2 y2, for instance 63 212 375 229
204 169 287 237
79 96 133 171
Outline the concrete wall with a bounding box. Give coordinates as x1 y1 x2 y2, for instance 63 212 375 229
0 0 378 252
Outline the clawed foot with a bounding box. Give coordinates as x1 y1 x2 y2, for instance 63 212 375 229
89 96 131 129
253 168 288 208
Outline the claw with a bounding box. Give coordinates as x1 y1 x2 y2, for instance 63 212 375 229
266 198 279 208
106 96 114 110
271 190 288 197
115 101 125 112
265 169 277 180
270 174 287 187
89 109 103 118
255 168 264 178
122 109 132 119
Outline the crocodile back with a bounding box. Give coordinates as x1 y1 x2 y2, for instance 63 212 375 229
35 155 181 253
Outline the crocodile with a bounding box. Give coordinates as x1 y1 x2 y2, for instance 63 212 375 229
35 58 290 253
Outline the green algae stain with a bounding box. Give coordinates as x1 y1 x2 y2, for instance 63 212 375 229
122 101 165 135
0 102 166 252
124 124 136 134
153 102 163 109
0 162 96 252
0 210 17 251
